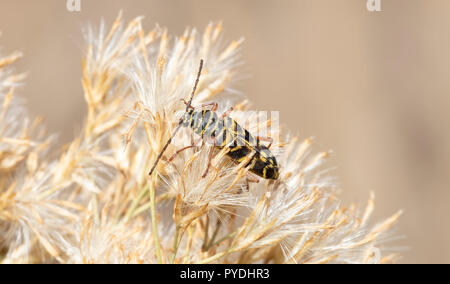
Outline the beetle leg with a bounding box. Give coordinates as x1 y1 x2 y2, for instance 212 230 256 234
167 138 202 162
256 136 273 149
181 100 218 111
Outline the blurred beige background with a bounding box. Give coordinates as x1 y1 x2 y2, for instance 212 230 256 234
0 0 448 263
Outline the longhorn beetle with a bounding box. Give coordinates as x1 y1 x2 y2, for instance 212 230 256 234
148 59 279 180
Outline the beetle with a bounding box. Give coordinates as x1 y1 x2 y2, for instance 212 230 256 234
148 60 279 180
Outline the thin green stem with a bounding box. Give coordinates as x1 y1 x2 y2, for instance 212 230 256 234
122 184 148 223
207 222 221 248
131 192 171 218
149 174 163 264
202 215 210 251
171 226 181 263
197 248 233 264
207 231 236 251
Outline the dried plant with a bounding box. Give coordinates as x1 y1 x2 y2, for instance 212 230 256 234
0 13 402 264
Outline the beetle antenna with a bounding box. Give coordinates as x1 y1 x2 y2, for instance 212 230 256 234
148 59 204 176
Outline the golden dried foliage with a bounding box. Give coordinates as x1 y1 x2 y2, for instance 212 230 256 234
0 14 402 264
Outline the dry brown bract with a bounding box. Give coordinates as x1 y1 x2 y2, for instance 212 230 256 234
0 13 402 264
